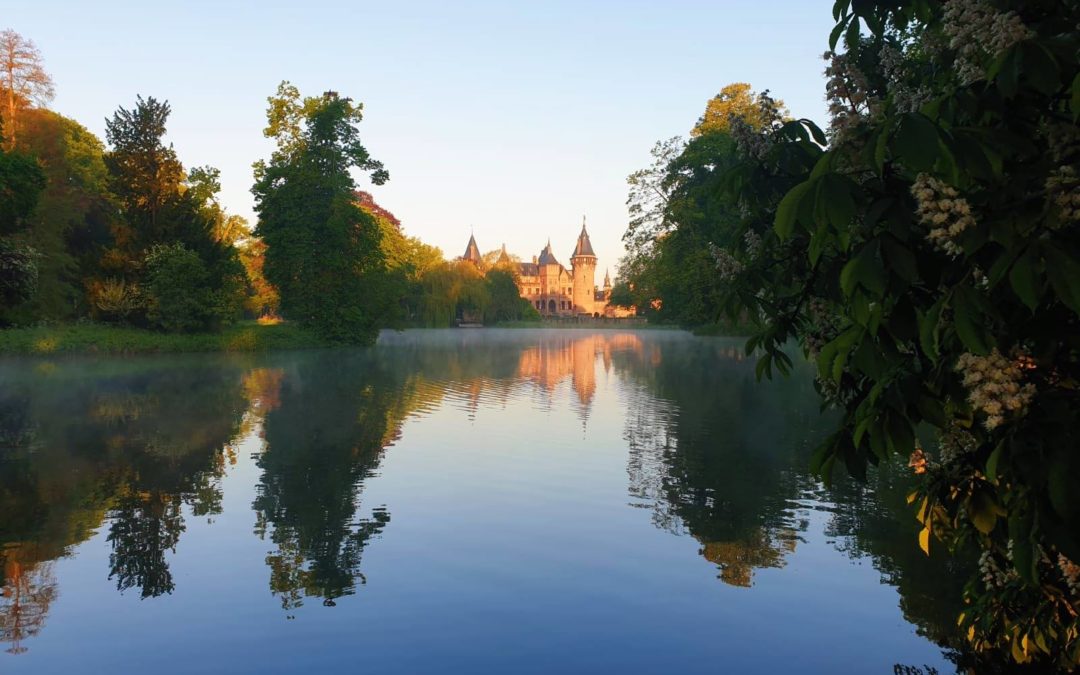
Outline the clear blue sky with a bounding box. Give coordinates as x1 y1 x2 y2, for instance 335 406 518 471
10 1 834 274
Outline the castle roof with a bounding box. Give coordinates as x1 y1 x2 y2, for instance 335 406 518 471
496 243 511 265
572 220 596 258
462 233 482 264
603 268 611 287
538 240 561 266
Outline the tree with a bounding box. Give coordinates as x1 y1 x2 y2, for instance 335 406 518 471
621 87 783 326
101 96 246 328
104 96 183 254
710 1 1080 667
692 83 787 137
0 30 54 149
252 82 392 343
237 236 279 319
0 129 45 317
607 281 634 309
11 109 115 321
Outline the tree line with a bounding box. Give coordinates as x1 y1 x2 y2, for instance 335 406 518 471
0 30 535 343
618 1 1080 669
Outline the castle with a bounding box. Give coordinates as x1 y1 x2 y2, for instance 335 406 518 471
461 219 632 318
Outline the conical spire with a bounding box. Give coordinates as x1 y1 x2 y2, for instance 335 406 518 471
463 233 482 264
497 243 511 265
538 239 560 266
572 216 596 258
603 268 611 288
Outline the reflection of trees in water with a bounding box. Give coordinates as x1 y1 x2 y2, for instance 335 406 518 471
0 550 56 655
822 465 971 666
107 488 185 599
617 335 971 661
617 337 824 587
0 357 250 651
253 353 400 610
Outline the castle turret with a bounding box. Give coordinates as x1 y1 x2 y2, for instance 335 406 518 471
570 217 597 314
603 268 611 290
462 233 482 266
496 243 511 266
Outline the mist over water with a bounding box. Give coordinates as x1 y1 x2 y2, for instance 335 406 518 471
1 329 961 673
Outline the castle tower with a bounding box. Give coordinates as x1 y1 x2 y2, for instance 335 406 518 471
462 233 482 266
570 217 597 315
603 268 612 291
537 238 562 315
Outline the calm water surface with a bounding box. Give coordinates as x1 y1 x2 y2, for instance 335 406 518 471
1 329 963 673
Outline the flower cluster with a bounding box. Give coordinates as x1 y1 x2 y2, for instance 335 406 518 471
1059 554 1080 597
979 549 1013 589
937 425 978 465
1046 165 1080 227
878 43 931 113
909 447 930 475
943 0 1033 85
955 349 1036 431
823 50 878 143
728 114 770 160
912 173 975 257
726 90 785 160
1040 120 1080 163
803 296 841 358
743 230 763 260
708 243 743 281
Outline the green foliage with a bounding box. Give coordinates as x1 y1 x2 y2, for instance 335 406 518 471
144 243 241 332
0 138 45 233
622 102 778 326
484 268 534 323
0 135 45 318
11 109 116 321
100 96 247 330
0 238 37 312
606 281 635 309
707 1 1080 667
252 82 392 344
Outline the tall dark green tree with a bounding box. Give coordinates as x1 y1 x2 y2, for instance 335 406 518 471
252 82 392 343
102 96 245 330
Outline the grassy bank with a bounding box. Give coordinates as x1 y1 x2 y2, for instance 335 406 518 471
0 321 329 355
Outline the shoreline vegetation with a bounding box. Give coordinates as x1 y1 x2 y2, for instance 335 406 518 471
0 320 720 356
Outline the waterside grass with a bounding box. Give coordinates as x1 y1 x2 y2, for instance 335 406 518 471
0 321 328 355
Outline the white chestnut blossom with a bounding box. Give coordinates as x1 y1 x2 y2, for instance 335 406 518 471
943 0 1033 85
912 173 975 257
878 43 931 113
823 50 879 143
955 349 1036 431
708 243 743 281
1046 165 1080 226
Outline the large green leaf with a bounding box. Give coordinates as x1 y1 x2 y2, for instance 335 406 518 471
1042 244 1080 315
774 180 813 240
893 113 939 172
1009 247 1041 311
952 285 991 355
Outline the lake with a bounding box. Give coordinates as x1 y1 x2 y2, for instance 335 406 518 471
0 329 963 673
